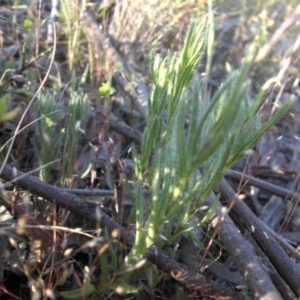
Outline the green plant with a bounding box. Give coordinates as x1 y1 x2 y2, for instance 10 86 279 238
126 21 291 266
35 90 89 185
35 92 64 181
61 91 89 186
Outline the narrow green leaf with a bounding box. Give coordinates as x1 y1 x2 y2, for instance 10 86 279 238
59 284 95 299
227 100 292 167
104 229 118 270
177 98 187 178
129 182 147 260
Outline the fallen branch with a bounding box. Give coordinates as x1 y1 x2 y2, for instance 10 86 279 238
225 169 300 201
243 231 296 300
225 169 300 261
204 194 283 300
0 162 242 300
218 178 300 297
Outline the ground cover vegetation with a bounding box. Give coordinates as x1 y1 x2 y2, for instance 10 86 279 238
0 0 300 299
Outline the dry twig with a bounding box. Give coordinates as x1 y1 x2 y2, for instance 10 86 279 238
218 178 300 297
0 162 242 300
204 193 284 300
